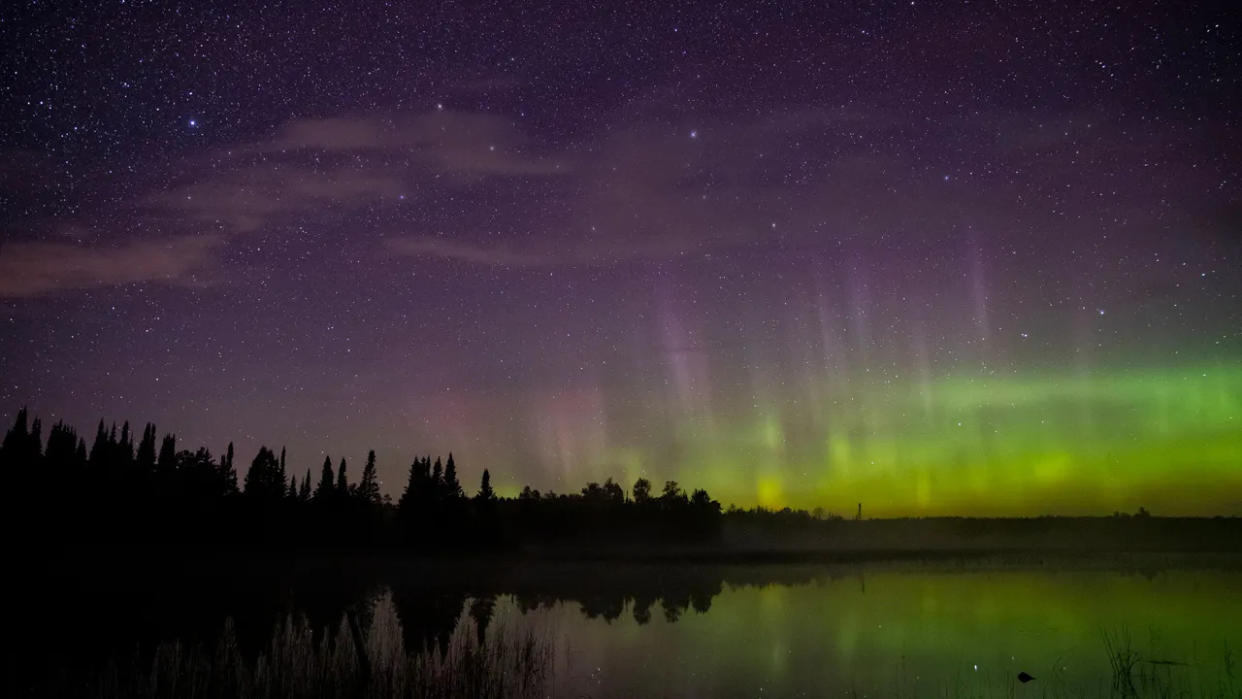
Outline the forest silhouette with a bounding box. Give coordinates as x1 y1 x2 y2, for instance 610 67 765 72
4 407 1240 556
0 408 723 553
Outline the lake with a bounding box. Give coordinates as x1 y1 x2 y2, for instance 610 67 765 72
10 554 1242 697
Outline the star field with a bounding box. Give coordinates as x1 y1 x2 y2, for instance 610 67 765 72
1 1 1239 514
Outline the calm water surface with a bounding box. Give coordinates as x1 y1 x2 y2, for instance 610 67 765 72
16 556 1242 697
500 563 1242 697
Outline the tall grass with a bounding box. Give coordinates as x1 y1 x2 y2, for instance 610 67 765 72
843 630 1241 699
1097 628 1241 699
83 593 551 699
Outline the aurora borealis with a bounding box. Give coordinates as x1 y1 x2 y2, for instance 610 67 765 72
1 1 1239 515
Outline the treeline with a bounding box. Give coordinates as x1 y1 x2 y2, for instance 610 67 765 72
0 409 721 553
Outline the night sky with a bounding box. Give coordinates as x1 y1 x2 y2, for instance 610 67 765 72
1 1 1239 515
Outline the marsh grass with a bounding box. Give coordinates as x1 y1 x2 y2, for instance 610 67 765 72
843 630 1241 699
82 593 551 699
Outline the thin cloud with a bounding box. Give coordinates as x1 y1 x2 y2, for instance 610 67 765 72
147 111 572 235
149 164 407 232
250 111 571 175
385 236 555 267
0 235 221 298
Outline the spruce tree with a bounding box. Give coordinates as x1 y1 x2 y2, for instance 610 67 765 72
298 469 312 502
0 408 30 465
118 422 133 466
476 469 495 501
135 423 157 471
398 459 419 513
336 457 349 496
444 452 463 499
314 456 335 502
89 420 108 467
219 442 238 494
157 434 177 471
357 450 380 504
27 417 41 462
44 421 79 469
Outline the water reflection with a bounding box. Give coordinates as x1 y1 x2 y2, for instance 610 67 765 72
8 555 1242 697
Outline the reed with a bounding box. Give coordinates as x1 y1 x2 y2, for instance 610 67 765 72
85 593 551 699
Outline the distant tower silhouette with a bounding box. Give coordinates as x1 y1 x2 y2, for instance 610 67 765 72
856 502 862 521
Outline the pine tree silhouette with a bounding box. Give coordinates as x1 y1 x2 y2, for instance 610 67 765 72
476 469 495 501
136 424 157 472
314 456 335 503
444 453 463 499
219 442 238 495
336 457 349 497
157 434 177 472
89 420 107 467
356 450 381 504
118 422 133 467
0 407 30 465
298 469 312 502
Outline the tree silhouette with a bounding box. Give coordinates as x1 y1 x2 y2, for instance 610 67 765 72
219 442 238 494
356 450 380 505
157 433 177 472
1 407 30 465
314 456 335 503
632 477 652 503
88 420 107 467
243 446 285 501
398 459 419 513
135 423 157 472
43 420 82 472
0 407 751 555
581 481 604 500
336 457 349 497
476 469 495 501
117 421 133 467
662 480 685 504
602 477 624 503
443 453 463 499
298 469 312 502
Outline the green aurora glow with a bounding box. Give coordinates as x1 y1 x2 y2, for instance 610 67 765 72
546 362 1242 516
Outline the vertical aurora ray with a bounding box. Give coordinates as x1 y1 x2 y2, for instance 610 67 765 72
569 363 1242 516
2 0 1238 519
